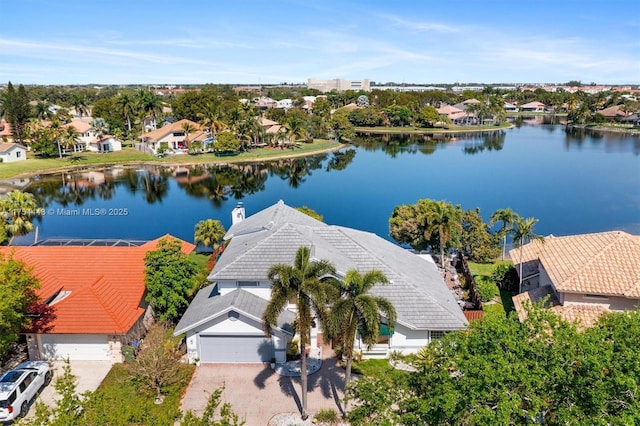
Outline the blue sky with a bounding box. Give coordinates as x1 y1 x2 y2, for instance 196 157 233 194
1 0 639 85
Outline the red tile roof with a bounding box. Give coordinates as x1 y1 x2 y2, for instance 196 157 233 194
0 236 194 335
510 231 640 297
140 119 202 142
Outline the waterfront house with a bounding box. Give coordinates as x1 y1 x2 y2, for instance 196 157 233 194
62 120 123 153
597 105 629 121
0 142 27 162
511 231 640 328
520 101 547 112
0 236 194 362
175 200 468 364
139 119 208 155
504 102 519 113
0 121 14 142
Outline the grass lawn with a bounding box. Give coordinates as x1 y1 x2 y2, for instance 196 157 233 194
188 252 211 274
0 140 343 180
351 359 409 379
82 363 195 424
468 261 515 316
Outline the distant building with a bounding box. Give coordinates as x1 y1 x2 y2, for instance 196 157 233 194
373 86 446 92
307 78 371 93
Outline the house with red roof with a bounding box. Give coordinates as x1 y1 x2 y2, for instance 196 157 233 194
139 119 209 155
64 120 122 153
0 236 194 362
511 231 640 328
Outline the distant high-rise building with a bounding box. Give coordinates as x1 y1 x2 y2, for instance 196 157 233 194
307 78 371 93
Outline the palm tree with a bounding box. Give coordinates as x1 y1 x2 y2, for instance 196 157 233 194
197 102 226 138
512 217 544 293
490 208 519 260
116 92 136 133
0 190 41 238
425 201 462 268
181 121 196 148
136 89 162 132
263 246 336 420
327 269 396 392
193 219 226 252
284 115 305 147
59 126 79 158
34 101 53 121
69 93 89 120
90 118 109 140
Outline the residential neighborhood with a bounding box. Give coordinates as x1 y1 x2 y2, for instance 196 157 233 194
1 0 639 424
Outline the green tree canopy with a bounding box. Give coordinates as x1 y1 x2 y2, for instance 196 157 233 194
389 198 462 265
193 219 226 251
0 253 40 359
0 190 42 239
348 308 640 425
144 237 198 323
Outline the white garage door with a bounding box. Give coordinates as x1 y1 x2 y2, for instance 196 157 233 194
199 335 273 363
39 334 110 361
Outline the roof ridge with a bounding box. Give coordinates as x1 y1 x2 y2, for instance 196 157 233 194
90 276 127 331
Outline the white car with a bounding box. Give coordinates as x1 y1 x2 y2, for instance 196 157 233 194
0 361 52 423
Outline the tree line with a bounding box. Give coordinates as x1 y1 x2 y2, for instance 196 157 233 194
4 81 638 158
389 198 542 267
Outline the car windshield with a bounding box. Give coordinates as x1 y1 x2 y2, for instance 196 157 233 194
0 371 23 383
0 399 9 408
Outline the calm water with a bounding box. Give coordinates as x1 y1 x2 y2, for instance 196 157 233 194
13 124 640 244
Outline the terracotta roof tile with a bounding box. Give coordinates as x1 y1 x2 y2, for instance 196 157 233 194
140 119 201 142
509 231 640 297
512 286 608 329
0 236 194 335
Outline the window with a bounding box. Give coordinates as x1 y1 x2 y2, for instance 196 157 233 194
431 331 445 340
0 391 16 407
237 281 259 287
16 151 21 158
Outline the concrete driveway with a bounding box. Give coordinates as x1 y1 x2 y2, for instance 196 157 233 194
181 348 345 425
26 360 113 417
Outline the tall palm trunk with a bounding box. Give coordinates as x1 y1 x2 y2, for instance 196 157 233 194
502 234 507 261
300 341 308 420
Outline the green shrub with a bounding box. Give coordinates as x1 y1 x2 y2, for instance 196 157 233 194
492 263 519 292
287 338 299 357
315 408 339 424
475 277 499 302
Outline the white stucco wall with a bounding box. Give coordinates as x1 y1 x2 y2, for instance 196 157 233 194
184 311 289 364
0 146 26 162
562 292 639 311
389 325 431 353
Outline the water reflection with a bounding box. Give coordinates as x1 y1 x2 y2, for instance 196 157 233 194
564 127 640 155
24 150 357 209
353 131 506 156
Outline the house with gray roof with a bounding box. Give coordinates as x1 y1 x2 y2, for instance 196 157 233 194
175 200 467 364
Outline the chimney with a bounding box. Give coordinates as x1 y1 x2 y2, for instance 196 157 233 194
232 202 245 225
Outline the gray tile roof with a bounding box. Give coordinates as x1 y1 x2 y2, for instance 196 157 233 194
207 200 468 331
174 286 295 335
